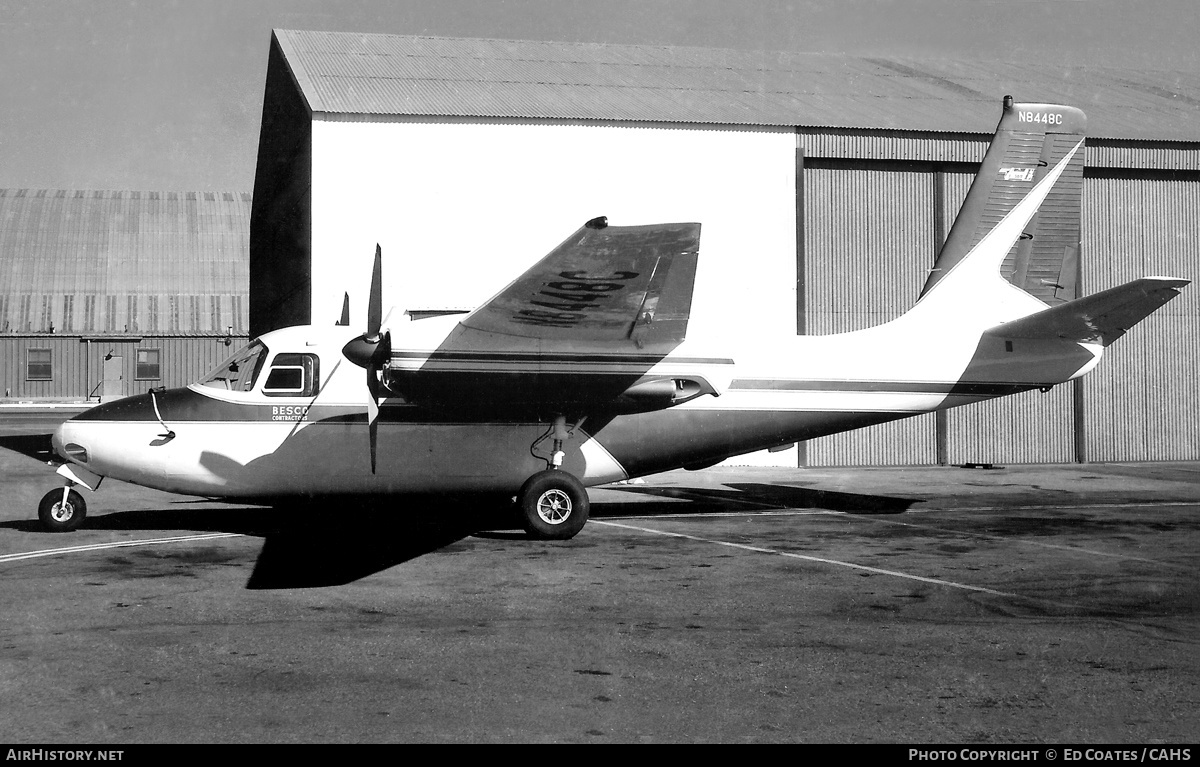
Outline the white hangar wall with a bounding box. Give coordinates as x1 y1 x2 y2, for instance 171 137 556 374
308 118 801 467
309 119 797 341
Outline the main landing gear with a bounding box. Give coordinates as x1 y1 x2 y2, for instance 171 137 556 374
38 486 88 533
518 415 590 540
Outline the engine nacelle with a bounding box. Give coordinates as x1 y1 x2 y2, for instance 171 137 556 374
613 377 712 412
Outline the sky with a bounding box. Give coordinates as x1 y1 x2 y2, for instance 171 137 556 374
1 0 1197 192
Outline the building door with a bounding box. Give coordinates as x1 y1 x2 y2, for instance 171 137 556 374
101 355 124 403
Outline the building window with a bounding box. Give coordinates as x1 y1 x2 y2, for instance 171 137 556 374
136 348 161 380
27 348 52 381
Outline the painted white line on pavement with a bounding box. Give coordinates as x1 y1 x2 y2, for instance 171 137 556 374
0 532 245 564
591 519 1022 598
603 488 1196 569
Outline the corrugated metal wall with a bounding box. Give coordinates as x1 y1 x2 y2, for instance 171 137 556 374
0 189 250 335
802 162 938 466
1081 176 1200 461
939 169 1078 464
798 157 1199 466
0 335 249 401
0 337 84 399
277 30 1200 143
947 387 1077 464
806 417 938 467
802 165 934 333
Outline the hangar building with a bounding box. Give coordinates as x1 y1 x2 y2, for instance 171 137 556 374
250 30 1198 467
0 189 250 401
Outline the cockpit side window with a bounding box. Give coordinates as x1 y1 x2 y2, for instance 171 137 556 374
262 353 320 397
198 342 268 392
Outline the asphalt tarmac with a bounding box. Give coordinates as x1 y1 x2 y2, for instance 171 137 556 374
1 413 1198 743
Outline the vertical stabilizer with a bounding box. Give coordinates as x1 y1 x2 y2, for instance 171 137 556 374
921 97 1087 307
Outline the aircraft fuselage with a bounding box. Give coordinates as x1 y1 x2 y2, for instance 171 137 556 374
52 313 1102 500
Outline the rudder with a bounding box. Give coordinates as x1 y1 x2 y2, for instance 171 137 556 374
922 96 1087 305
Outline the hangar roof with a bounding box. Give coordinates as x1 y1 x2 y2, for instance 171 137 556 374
0 189 249 336
274 29 1200 143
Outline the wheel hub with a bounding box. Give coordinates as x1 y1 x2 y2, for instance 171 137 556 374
536 489 573 524
50 502 73 522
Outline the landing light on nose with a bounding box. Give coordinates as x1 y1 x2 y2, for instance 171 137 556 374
51 421 68 461
52 420 89 464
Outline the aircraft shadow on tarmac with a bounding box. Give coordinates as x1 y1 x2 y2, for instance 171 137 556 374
246 502 495 590
44 497 507 590
0 433 55 462
593 482 919 517
2 441 917 587
204 479 917 589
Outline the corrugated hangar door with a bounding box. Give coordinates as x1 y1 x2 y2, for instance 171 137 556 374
801 162 937 467
941 169 1077 465
1081 175 1200 461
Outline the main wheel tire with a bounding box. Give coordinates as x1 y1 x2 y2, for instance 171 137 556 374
518 470 589 540
38 488 87 533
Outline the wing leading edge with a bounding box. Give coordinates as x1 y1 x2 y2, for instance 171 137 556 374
459 217 702 347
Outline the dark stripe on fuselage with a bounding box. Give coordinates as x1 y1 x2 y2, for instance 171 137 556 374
393 350 734 366
73 377 1034 427
731 379 1035 396
589 408 910 477
69 387 608 426
72 388 361 424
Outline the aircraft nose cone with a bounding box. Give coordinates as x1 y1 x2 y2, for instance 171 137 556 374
51 420 68 461
52 417 89 464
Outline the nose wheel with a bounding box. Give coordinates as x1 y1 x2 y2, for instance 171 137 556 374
518 469 589 540
38 487 87 533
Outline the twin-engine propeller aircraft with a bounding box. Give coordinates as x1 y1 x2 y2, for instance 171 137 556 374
40 97 1188 539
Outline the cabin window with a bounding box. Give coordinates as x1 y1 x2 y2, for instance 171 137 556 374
263 353 319 397
198 341 267 392
136 348 161 380
27 348 52 381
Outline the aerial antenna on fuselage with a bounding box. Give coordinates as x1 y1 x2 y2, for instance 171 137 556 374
337 292 350 326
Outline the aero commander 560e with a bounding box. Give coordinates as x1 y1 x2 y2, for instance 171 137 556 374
38 97 1188 539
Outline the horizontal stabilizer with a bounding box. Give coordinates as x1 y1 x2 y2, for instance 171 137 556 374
983 277 1189 347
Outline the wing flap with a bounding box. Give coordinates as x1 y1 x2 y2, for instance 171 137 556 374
459 218 701 345
983 276 1189 346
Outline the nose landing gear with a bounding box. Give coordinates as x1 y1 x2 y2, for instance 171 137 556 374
38 486 88 533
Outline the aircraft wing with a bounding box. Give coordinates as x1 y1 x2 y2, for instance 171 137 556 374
984 276 1190 346
458 217 701 346
383 218 730 417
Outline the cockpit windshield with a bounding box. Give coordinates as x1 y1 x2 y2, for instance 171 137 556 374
198 341 268 392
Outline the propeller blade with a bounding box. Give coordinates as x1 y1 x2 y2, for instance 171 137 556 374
363 330 390 474
341 244 389 474
366 369 380 474
367 244 382 338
